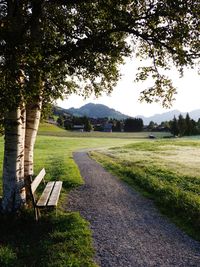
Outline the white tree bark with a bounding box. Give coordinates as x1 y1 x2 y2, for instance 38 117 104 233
1 105 26 212
24 96 42 177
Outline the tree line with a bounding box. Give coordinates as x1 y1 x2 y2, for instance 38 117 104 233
169 114 200 137
57 114 144 132
56 112 200 137
147 113 200 137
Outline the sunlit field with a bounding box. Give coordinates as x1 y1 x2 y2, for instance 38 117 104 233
91 138 200 240
1 123 200 265
0 123 139 266
0 123 144 195
97 139 200 177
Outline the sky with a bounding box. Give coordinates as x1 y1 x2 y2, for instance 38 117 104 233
57 57 200 117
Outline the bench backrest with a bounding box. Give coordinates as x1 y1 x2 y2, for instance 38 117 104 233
31 168 46 194
26 168 46 221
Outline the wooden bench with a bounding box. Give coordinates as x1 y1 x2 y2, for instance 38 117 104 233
27 168 62 220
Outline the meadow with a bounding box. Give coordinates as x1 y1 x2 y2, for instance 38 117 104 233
0 123 150 194
38 122 169 139
91 138 200 240
0 123 138 267
0 123 200 266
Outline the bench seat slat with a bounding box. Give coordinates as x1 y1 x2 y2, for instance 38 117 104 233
47 181 62 207
36 181 55 207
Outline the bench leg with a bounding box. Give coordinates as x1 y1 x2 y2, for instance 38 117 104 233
34 206 41 221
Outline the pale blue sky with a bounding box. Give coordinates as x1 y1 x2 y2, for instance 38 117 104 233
57 57 200 117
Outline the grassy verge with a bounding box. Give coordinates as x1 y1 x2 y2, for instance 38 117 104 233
0 132 97 266
90 139 200 241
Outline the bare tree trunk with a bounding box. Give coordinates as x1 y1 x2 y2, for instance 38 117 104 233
24 96 42 178
1 105 26 212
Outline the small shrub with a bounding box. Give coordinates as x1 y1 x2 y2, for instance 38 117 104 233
0 246 17 267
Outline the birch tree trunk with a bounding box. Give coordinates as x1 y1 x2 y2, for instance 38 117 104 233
24 0 43 177
1 105 26 212
24 96 42 178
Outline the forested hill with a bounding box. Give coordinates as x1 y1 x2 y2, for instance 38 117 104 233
61 103 131 119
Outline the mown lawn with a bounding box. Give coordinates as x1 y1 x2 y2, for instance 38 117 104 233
91 138 200 241
0 123 139 267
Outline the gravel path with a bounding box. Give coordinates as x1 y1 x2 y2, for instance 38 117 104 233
67 152 200 267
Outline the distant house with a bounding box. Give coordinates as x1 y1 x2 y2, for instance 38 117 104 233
93 124 104 131
104 123 113 132
72 125 84 132
47 119 57 125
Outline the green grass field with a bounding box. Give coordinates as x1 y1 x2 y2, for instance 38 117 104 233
1 123 200 266
0 123 140 267
90 138 200 240
38 122 171 138
0 123 147 194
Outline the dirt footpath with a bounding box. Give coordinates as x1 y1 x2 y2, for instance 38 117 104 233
67 152 200 267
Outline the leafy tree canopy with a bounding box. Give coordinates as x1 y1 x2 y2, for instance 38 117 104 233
124 118 143 132
0 0 199 110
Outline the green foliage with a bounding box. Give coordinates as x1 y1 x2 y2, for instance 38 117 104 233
0 1 128 111
0 246 17 267
40 103 54 122
147 121 158 131
124 118 144 132
112 120 122 132
1 0 200 109
169 114 199 136
185 113 197 136
170 116 179 136
57 116 65 128
83 117 92 132
177 114 186 136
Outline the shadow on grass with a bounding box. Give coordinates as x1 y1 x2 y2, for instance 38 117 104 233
0 211 96 267
0 153 95 267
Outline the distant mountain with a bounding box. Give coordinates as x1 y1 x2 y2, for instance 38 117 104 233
138 109 200 125
66 103 131 119
54 103 200 125
53 106 72 117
